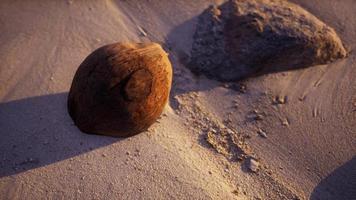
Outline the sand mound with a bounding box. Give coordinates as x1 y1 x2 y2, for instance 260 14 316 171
189 0 348 81
68 42 172 137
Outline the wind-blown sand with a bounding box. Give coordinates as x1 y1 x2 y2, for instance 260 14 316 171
0 0 355 199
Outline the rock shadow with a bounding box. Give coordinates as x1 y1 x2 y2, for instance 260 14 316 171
0 93 121 178
310 157 356 200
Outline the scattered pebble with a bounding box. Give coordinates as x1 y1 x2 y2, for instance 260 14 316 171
138 26 147 37
253 113 264 121
257 129 267 138
274 95 287 104
312 108 318 117
226 128 235 135
299 95 306 101
210 128 217 134
248 158 259 172
232 83 247 93
281 118 289 126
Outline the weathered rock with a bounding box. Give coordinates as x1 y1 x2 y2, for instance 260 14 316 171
189 0 347 81
68 42 172 137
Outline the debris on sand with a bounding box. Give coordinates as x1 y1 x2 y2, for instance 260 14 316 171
231 83 247 93
257 129 267 138
248 158 260 173
251 110 264 121
207 129 232 156
176 93 251 161
137 25 148 37
273 95 287 105
312 108 318 117
281 118 290 126
68 42 172 137
189 0 347 81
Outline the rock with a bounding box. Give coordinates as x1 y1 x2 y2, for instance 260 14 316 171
189 0 347 81
248 158 260 172
68 42 172 137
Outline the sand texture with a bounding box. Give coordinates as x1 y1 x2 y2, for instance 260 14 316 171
0 0 355 199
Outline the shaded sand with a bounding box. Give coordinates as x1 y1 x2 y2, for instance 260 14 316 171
0 0 355 199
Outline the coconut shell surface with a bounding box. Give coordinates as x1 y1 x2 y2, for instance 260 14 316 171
68 42 172 137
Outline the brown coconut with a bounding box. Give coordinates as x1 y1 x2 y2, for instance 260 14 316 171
68 42 172 137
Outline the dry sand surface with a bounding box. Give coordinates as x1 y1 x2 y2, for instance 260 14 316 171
0 0 355 199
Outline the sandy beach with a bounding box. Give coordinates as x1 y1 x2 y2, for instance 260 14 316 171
0 0 355 199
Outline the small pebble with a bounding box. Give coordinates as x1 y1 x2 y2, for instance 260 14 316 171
274 95 287 104
226 128 235 135
248 158 259 172
138 26 147 37
210 128 217 134
253 113 263 121
299 96 306 101
313 108 318 117
281 118 289 126
257 129 267 138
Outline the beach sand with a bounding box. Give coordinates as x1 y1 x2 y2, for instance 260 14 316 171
0 0 355 199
